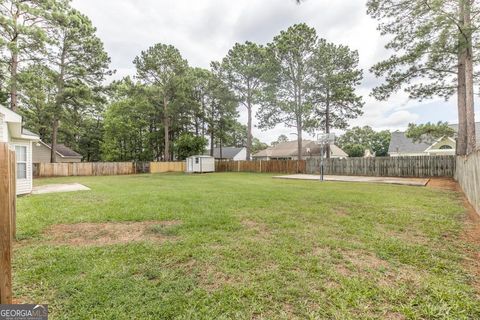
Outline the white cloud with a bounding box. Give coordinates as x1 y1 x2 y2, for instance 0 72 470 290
72 0 461 142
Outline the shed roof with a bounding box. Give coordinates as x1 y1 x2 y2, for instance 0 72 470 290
43 142 82 158
207 147 244 159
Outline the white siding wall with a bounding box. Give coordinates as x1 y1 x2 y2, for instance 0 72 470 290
0 113 6 143
11 139 33 195
233 148 247 161
32 142 52 163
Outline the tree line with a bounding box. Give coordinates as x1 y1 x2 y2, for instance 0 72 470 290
1 1 364 162
3 0 475 162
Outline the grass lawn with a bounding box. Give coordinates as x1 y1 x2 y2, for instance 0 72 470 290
15 173 480 319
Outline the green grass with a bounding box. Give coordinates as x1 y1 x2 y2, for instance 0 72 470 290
14 173 480 319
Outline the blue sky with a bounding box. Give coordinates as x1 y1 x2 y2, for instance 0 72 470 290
71 0 478 143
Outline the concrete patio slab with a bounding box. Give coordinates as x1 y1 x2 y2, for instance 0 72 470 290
32 183 91 195
273 174 429 186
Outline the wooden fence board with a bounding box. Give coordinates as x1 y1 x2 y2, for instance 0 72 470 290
0 143 14 303
33 162 135 177
306 156 455 178
216 156 454 177
455 150 480 215
215 160 306 174
150 162 186 173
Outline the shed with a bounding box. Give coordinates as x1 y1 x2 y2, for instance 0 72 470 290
186 155 215 173
33 140 83 163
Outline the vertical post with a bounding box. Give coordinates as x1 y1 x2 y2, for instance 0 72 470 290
320 143 324 181
0 143 13 303
9 151 16 239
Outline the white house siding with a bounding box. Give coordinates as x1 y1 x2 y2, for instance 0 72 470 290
233 148 247 161
0 113 4 142
11 139 33 195
32 142 52 163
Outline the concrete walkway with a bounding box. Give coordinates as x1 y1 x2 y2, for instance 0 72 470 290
273 174 429 186
32 183 91 195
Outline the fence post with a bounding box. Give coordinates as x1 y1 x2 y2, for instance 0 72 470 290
9 151 16 240
0 143 13 304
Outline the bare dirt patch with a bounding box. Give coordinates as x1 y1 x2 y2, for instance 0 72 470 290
426 178 459 191
43 220 180 246
241 219 270 238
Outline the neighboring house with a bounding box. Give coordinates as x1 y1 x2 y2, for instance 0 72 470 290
0 105 40 195
32 140 83 163
388 122 480 156
206 147 247 161
252 140 348 160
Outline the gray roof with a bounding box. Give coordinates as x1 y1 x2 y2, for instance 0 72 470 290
22 128 39 137
388 122 480 154
47 143 82 158
207 147 244 159
388 132 432 154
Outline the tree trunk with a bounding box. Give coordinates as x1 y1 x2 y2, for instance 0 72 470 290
163 96 170 161
297 125 303 161
325 94 331 159
9 11 19 112
50 118 58 163
464 0 476 154
9 50 18 112
457 1 468 156
210 130 214 157
52 42 67 163
246 104 252 160
220 139 223 159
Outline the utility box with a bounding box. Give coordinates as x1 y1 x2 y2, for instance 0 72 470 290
185 155 215 173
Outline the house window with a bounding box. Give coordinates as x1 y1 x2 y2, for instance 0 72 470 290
195 157 199 164
15 145 27 179
439 145 452 150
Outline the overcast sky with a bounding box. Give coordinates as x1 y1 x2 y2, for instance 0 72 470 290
71 0 477 143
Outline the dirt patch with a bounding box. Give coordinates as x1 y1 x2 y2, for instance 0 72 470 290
426 178 459 191
181 259 243 292
241 219 270 238
342 250 389 271
334 208 349 217
43 221 180 246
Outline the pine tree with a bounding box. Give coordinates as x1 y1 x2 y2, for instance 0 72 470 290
215 42 267 160
134 44 188 161
367 0 478 155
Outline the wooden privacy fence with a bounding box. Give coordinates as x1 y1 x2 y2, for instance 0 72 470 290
215 160 306 174
0 143 15 303
34 162 135 177
455 150 480 214
306 156 456 178
150 161 186 173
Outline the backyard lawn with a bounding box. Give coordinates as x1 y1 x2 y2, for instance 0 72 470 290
14 173 480 319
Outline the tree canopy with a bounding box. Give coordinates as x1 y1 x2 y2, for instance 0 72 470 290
0 4 370 163
405 121 455 142
337 126 391 157
367 0 478 155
